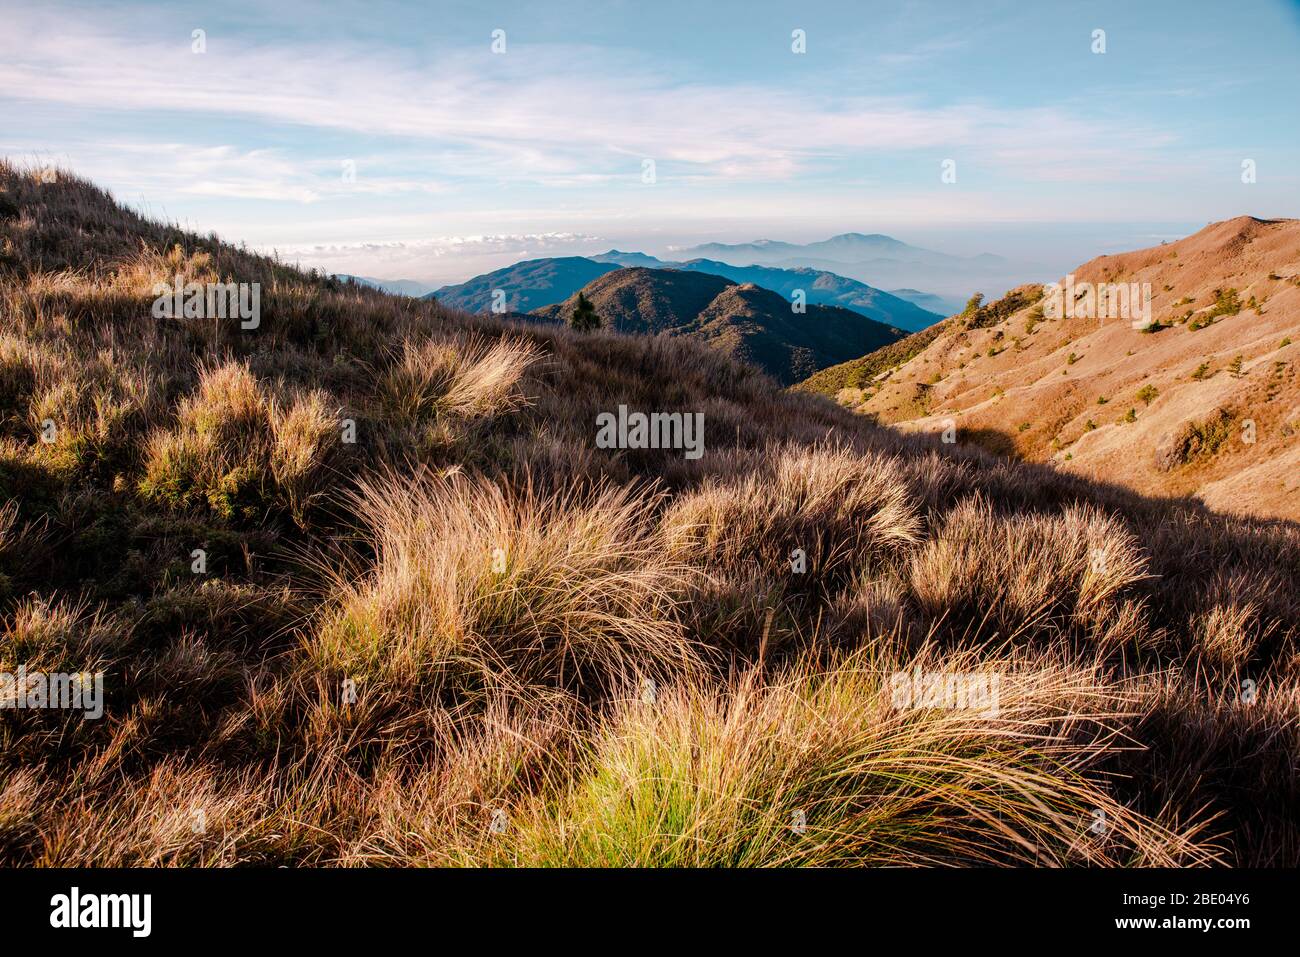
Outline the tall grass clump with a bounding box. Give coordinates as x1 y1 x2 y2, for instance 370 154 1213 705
378 334 538 425
662 443 922 580
139 360 342 523
471 646 1214 867
306 470 701 704
910 496 1151 647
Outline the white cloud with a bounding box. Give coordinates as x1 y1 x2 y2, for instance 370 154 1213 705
0 140 456 203
0 1 1177 195
264 232 607 285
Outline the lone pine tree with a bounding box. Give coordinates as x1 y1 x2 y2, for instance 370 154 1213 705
569 291 602 332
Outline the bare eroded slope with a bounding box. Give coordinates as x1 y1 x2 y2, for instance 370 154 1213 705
809 217 1300 521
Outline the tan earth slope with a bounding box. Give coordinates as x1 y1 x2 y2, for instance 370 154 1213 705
808 217 1300 521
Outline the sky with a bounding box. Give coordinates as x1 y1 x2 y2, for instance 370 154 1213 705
3 0 1298 287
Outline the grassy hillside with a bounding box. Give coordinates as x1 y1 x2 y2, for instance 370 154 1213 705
1 163 1298 867
803 219 1300 521
532 267 908 385
794 317 957 398
532 266 733 333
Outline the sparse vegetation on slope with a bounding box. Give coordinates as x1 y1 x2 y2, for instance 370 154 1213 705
792 317 956 398
800 218 1300 521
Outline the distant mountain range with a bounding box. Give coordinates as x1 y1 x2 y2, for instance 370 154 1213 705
587 253 946 330
354 232 1018 315
431 249 946 332
428 257 620 314
527 267 907 385
675 232 1004 269
669 232 1018 305
333 274 433 297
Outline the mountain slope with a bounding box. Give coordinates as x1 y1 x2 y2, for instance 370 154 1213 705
532 266 733 334
671 259 941 331
793 317 958 397
455 252 946 331
1 164 1298 869
531 267 908 384
430 256 620 313
801 217 1300 521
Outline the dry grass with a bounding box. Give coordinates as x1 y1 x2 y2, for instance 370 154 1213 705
306 470 700 700
663 443 921 580
910 496 1152 648
466 648 1215 867
138 360 343 525
378 334 538 424
1 161 1297 867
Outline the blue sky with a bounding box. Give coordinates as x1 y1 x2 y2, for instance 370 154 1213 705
3 0 1298 285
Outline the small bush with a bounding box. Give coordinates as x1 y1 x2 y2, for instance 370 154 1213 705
1156 409 1234 470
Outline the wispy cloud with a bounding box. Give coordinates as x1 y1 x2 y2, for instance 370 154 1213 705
5 0 1294 283
265 232 606 283
0 1 1180 196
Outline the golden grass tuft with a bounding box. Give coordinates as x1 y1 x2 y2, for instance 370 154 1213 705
0 595 122 674
910 496 1152 645
379 334 538 424
662 443 922 578
139 360 342 523
306 470 701 699
466 647 1215 867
